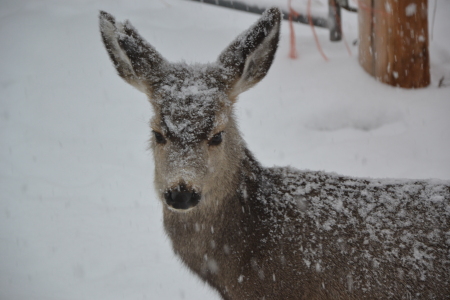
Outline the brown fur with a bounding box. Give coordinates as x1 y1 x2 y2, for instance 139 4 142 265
100 8 450 300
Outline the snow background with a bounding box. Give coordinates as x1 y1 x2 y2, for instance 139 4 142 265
1 0 449 299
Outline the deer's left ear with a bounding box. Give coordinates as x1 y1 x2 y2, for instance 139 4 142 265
99 11 167 95
218 7 281 99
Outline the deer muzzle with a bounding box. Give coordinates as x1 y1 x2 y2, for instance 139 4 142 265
164 184 201 210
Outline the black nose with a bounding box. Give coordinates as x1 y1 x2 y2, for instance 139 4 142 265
164 185 201 210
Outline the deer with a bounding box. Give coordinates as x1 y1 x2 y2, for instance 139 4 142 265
99 7 450 300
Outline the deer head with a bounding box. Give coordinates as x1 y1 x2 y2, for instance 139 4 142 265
99 8 281 211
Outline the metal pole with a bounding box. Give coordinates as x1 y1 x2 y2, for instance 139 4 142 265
328 0 342 41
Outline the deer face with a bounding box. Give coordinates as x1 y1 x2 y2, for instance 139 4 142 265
149 64 240 210
99 8 281 211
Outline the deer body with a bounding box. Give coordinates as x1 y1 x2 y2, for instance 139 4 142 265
100 8 450 299
164 150 450 300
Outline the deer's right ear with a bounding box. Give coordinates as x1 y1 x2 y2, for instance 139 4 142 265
218 7 281 100
99 11 166 95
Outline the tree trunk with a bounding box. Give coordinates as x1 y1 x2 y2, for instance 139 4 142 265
358 0 430 88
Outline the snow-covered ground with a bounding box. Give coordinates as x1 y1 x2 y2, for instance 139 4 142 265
1 0 449 299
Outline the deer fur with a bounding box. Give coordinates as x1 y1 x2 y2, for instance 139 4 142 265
99 8 450 300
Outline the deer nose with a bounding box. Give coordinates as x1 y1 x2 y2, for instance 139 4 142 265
164 185 201 210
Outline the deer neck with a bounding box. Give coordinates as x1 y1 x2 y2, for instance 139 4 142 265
161 146 268 285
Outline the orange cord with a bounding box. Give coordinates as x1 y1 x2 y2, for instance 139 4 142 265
306 0 329 61
288 0 299 59
288 0 358 61
288 0 328 61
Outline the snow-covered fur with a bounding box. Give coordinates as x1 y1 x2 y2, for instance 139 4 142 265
100 8 450 300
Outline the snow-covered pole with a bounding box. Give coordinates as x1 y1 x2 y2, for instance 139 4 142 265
187 0 333 33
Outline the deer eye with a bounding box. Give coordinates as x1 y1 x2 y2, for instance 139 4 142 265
153 131 166 144
208 132 223 146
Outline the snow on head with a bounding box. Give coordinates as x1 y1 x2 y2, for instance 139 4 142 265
152 62 231 143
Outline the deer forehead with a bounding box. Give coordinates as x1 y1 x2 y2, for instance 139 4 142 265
150 63 232 142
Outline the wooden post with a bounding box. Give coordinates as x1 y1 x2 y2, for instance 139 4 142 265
358 0 430 88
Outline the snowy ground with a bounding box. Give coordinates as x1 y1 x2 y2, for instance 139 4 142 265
1 0 449 299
